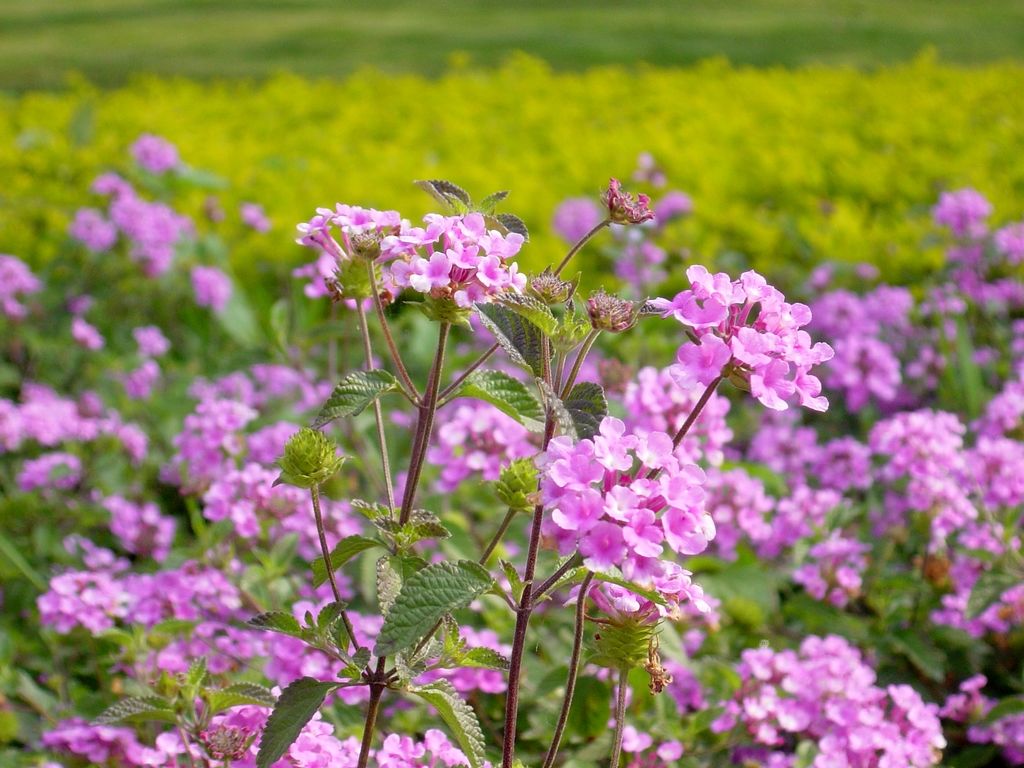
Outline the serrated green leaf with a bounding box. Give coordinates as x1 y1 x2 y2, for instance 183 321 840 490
415 179 471 211
312 535 384 587
475 303 545 376
551 309 591 354
537 379 576 439
496 212 530 242
966 570 1019 619
256 678 337 768
478 190 509 213
377 556 403 615
460 647 510 670
351 499 391 521
591 570 667 606
409 680 487 768
208 682 278 713
184 657 208 690
94 696 176 725
312 370 399 428
563 382 607 440
248 611 304 638
375 561 494 657
377 512 451 549
452 370 545 431
497 294 558 335
316 601 348 629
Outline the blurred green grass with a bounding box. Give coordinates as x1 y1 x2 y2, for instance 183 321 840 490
2 0 1024 90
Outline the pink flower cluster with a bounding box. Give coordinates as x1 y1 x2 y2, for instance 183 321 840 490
130 133 181 175
538 416 714 612
191 264 233 311
17 451 82 492
654 266 833 411
104 495 176 562
427 401 535 492
713 635 946 768
1 384 147 461
0 254 42 319
943 675 1024 765
296 206 526 306
932 188 992 239
792 533 868 607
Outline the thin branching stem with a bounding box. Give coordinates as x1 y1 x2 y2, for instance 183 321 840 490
541 571 594 768
399 322 451 523
553 219 611 277
367 266 419 403
608 668 629 768
438 342 499 403
310 485 358 649
356 301 396 511
646 375 723 481
560 329 600 399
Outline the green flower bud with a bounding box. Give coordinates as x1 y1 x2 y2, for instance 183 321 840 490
495 458 538 513
276 428 345 488
589 618 656 671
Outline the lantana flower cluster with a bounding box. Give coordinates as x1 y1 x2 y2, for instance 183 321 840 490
712 635 946 768
538 416 714 613
296 206 526 307
654 265 834 411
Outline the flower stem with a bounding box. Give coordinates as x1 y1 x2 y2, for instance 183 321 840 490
608 668 629 768
438 342 499 403
311 485 357 649
540 571 594 768
356 300 396 511
560 330 601 399
479 507 518 565
532 552 584 603
367 266 420 403
501 340 556 768
399 322 450 524
646 375 723 480
553 219 611 277
356 671 386 768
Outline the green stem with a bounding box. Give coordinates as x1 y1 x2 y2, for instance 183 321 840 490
438 342 499 403
560 329 600 399
367 265 419 403
608 669 629 768
540 571 594 768
311 485 358 649
645 375 722 480
399 322 450 523
553 219 611 277
356 300 396 511
479 507 518 564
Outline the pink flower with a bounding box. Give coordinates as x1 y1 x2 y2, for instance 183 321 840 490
71 317 104 350
672 334 732 388
130 134 181 174
191 266 232 311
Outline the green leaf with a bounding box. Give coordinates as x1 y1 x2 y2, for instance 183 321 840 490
256 678 337 768
415 179 472 212
184 656 208 690
409 680 487 768
979 695 1024 726
248 611 304 638
312 535 384 588
496 212 530 242
377 511 451 549
966 570 1019 619
475 303 545 376
207 683 278 713
377 555 404 615
563 382 607 440
591 570 668 606
94 696 176 725
889 629 947 682
312 370 399 428
452 370 545 431
497 294 558 335
478 190 509 213
375 561 494 657
459 647 510 670
537 379 576 439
